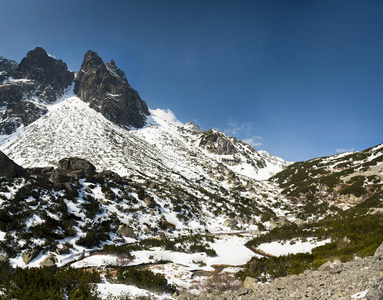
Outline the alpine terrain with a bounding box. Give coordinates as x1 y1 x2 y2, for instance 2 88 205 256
0 48 382 299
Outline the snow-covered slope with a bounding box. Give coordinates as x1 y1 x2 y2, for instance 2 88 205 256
0 90 293 229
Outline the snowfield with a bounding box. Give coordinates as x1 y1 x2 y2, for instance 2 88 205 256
257 238 331 256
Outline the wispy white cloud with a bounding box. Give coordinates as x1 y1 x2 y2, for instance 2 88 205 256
243 137 263 147
336 147 355 153
224 119 263 148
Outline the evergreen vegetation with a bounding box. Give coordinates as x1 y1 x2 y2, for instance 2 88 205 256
239 209 383 281
0 262 101 299
116 267 176 294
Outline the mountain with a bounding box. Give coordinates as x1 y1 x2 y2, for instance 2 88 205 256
271 144 383 219
0 47 74 135
75 50 149 129
0 47 382 299
0 48 291 265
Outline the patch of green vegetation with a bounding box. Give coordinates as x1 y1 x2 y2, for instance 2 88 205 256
116 267 176 294
0 262 100 299
339 178 368 197
239 213 383 281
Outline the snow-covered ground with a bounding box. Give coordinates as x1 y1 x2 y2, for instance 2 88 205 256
97 282 171 300
257 238 331 256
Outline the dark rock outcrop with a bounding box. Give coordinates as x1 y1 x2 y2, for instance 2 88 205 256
58 157 96 177
0 56 17 81
74 50 149 129
10 47 74 94
49 158 95 190
199 129 237 155
0 47 74 135
0 151 24 178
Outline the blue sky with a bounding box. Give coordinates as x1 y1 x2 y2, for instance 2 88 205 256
1 0 382 161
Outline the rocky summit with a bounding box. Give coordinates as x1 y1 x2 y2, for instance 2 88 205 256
75 50 149 129
0 47 74 135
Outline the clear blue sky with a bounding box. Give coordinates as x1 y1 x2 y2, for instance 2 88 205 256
1 0 382 161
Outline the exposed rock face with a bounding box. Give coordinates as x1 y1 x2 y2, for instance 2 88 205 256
0 150 24 178
0 47 74 135
0 56 17 81
75 50 149 129
10 47 73 93
199 129 237 155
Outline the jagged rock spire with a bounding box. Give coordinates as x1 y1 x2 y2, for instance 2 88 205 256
75 50 149 129
11 47 74 93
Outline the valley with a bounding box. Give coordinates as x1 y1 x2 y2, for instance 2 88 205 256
0 48 382 299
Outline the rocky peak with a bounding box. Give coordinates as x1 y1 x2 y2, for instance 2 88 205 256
10 47 74 93
105 60 128 83
80 50 105 71
75 50 149 129
0 48 75 135
0 56 17 81
183 121 203 133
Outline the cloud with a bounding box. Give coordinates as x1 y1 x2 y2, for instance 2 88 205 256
336 147 355 153
224 120 255 136
149 108 183 126
243 137 263 147
224 119 263 148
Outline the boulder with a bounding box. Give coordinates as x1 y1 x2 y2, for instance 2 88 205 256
64 182 79 197
269 218 278 229
235 217 244 226
0 151 24 178
22 248 40 264
318 260 343 274
118 224 137 239
0 254 7 262
157 232 167 241
49 168 69 187
223 219 238 229
243 276 258 289
374 242 383 259
144 196 156 208
56 244 70 255
278 216 289 226
58 157 96 177
40 256 57 267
